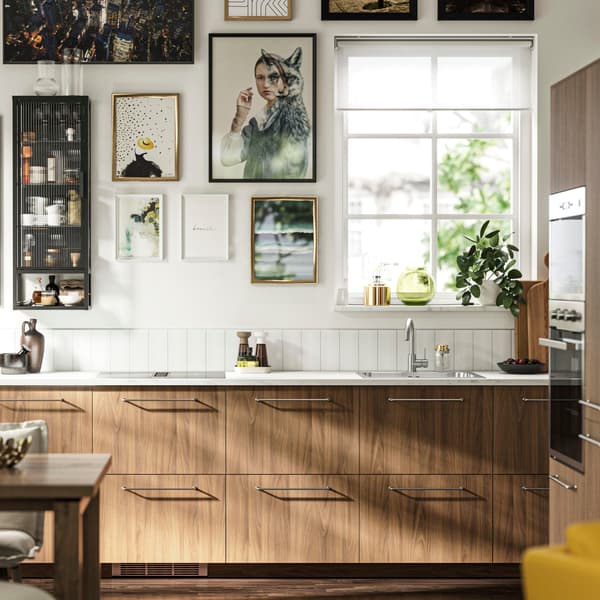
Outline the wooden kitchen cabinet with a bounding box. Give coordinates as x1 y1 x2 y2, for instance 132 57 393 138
360 475 492 563
0 389 92 453
493 475 549 563
551 68 587 193
93 388 225 474
581 419 600 521
549 457 585 544
360 386 492 474
493 387 549 474
226 387 359 474
100 475 225 563
226 475 359 563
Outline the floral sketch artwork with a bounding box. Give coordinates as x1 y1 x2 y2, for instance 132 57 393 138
113 94 179 181
116 194 162 260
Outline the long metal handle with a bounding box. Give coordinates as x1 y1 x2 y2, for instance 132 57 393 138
388 486 465 492
121 486 207 493
121 398 199 403
521 486 550 492
579 433 600 449
387 398 464 403
256 486 333 492
539 337 582 351
549 474 578 490
580 400 600 413
0 398 65 403
522 397 549 403
255 398 331 403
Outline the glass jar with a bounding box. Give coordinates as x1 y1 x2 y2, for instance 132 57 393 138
396 267 435 305
67 190 81 225
34 60 59 96
46 248 60 268
434 344 451 371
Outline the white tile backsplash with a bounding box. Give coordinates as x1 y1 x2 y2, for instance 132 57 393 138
32 327 514 374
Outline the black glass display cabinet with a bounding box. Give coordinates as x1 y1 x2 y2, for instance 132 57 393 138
13 96 91 310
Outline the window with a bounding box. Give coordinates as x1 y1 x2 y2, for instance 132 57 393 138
336 37 535 301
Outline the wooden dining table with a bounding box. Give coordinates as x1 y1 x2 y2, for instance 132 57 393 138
0 453 111 600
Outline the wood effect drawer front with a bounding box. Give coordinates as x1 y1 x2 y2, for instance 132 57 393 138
360 475 492 563
93 389 225 473
493 475 549 563
100 475 225 563
493 387 549 474
0 389 92 453
226 475 359 563
583 434 600 520
549 458 585 545
227 387 359 474
360 387 492 474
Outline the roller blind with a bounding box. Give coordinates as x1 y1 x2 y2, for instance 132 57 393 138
335 37 534 111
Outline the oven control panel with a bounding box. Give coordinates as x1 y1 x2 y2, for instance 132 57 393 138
549 300 585 332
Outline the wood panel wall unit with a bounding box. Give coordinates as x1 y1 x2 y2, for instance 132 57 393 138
550 68 587 194
93 388 225 474
493 387 549 475
360 475 492 563
581 422 600 521
360 386 493 474
226 387 359 474
100 475 225 563
548 458 585 545
226 475 359 563
493 475 549 563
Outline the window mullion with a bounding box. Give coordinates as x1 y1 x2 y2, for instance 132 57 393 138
431 56 439 286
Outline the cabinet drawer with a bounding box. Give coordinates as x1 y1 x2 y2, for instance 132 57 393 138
360 387 492 474
93 389 225 473
581 398 600 425
549 458 585 545
360 475 492 563
582 431 600 520
0 389 92 453
494 387 549 474
100 475 225 563
227 475 359 563
227 387 359 474
493 475 549 563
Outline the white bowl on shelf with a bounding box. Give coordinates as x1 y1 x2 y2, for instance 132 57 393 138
58 293 82 306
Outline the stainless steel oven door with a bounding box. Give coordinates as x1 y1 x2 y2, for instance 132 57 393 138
541 328 584 471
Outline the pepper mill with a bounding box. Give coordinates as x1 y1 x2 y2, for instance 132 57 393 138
236 331 251 357
20 318 44 373
253 331 270 368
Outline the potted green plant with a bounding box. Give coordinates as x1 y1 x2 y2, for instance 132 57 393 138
455 221 525 316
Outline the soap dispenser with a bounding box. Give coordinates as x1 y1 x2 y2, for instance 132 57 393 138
253 331 270 368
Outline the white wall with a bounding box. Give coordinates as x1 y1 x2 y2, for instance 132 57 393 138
1 1 599 333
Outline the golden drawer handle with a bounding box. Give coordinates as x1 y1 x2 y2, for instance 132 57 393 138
255 398 331 403
387 398 464 403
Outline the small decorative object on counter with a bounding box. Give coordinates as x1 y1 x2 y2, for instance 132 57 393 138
363 275 391 306
20 319 44 373
396 267 435 305
32 278 43 304
236 350 258 368
0 347 30 375
253 331 270 367
236 331 251 357
434 344 451 371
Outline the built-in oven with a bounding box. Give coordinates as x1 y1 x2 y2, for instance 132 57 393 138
540 300 585 471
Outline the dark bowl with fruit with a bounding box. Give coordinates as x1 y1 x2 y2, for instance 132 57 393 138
497 358 546 374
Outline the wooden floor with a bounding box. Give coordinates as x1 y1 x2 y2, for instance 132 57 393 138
25 578 523 599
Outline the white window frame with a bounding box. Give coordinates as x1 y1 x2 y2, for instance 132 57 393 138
337 36 537 306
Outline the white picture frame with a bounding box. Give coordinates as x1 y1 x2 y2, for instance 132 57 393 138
181 194 229 261
115 194 163 261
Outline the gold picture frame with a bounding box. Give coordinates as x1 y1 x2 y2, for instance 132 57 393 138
224 0 292 20
112 93 179 182
251 196 318 284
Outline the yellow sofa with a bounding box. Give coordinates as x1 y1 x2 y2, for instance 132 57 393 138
522 522 600 600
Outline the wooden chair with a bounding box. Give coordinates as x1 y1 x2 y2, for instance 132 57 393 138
0 421 48 582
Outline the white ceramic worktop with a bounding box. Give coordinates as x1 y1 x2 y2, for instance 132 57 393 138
0 371 549 387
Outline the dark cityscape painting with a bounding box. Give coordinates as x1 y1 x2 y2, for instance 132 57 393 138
439 0 534 19
3 0 194 64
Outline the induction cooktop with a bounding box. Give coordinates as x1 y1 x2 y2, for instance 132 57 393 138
100 371 226 379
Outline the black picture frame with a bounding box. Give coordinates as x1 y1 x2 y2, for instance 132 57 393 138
438 0 534 20
322 0 417 20
209 33 317 183
3 1 194 64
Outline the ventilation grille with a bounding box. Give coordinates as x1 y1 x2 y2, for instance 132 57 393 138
111 563 208 577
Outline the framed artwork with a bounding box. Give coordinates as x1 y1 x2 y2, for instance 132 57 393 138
3 1 194 64
251 196 318 284
438 0 534 19
181 194 229 261
225 0 292 20
322 0 417 20
112 94 179 182
116 194 163 261
209 33 316 183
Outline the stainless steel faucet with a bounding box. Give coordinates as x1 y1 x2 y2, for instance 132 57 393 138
405 317 428 375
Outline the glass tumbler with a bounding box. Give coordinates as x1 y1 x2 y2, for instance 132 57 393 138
34 61 58 96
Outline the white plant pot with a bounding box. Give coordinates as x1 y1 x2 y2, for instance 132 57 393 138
479 280 500 306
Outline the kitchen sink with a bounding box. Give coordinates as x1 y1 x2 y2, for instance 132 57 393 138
357 370 484 379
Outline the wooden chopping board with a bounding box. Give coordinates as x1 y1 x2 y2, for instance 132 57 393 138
514 280 541 359
527 279 549 369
